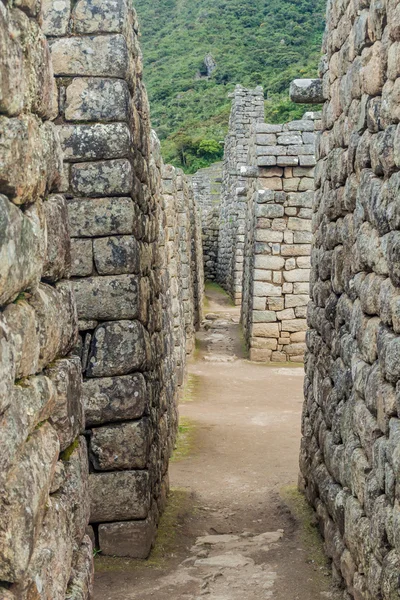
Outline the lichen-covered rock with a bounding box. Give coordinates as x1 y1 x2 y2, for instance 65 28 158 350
42 195 71 282
67 197 135 237
72 275 140 321
71 159 133 196
93 236 140 275
98 518 156 558
58 123 131 161
83 373 146 426
89 471 150 522
86 320 149 377
64 77 130 122
290 79 324 104
89 419 150 470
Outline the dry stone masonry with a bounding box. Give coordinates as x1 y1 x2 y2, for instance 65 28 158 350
217 86 265 304
241 112 321 363
192 163 222 282
0 0 93 597
300 1 400 599
0 0 205 587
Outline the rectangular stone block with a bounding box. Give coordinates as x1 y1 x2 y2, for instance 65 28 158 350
277 156 299 166
252 311 277 323
71 159 133 196
41 0 71 35
72 275 139 321
0 7 25 116
276 308 295 320
58 123 131 161
281 244 312 256
287 217 312 232
254 256 285 270
71 238 93 277
256 133 277 145
250 348 272 362
254 269 272 281
280 319 307 333
42 195 71 282
84 373 146 426
287 145 315 156
89 471 150 522
99 519 156 559
252 323 280 338
253 282 282 297
93 236 140 275
277 134 303 145
49 35 128 77
257 145 287 156
255 230 283 243
68 197 134 237
283 269 310 282
65 78 130 122
86 320 148 377
256 204 284 218
299 155 316 166
72 0 130 33
257 156 277 167
45 357 84 451
285 294 309 308
89 419 150 470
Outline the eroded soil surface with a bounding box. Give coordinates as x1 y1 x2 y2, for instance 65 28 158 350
95 285 341 600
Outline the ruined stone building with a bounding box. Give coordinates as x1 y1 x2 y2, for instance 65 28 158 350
0 0 203 596
3 0 400 598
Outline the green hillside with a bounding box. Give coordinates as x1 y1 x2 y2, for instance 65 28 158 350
135 0 326 172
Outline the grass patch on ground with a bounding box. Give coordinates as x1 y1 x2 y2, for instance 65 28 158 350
280 485 330 572
180 373 200 404
171 417 196 462
94 488 193 572
204 281 235 308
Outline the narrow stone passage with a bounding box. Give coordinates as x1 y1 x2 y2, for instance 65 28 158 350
95 286 340 600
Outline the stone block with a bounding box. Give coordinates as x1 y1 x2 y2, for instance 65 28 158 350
66 537 94 599
99 519 156 559
84 373 146 426
58 123 131 161
285 294 309 308
45 357 84 451
41 0 71 35
277 156 299 167
0 195 42 306
280 319 308 333
276 308 295 320
68 197 134 237
250 348 272 362
293 282 309 294
93 236 140 275
0 423 59 582
43 195 71 282
70 239 93 277
252 311 277 323
255 230 283 243
89 419 150 470
253 282 282 297
252 323 280 338
86 320 149 377
256 204 284 218
0 8 25 116
65 78 130 122
257 156 277 167
287 217 312 232
72 0 130 33
71 159 133 196
50 35 128 77
254 269 272 281
283 269 310 283
89 471 150 522
72 275 139 320
289 79 324 104
277 134 303 145
0 375 55 479
254 255 285 270
285 342 307 356
0 116 62 204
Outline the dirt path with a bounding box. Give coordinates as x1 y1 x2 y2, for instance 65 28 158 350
95 285 340 600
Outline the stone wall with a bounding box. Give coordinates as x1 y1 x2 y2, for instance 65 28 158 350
40 0 204 559
241 113 320 362
0 0 93 597
192 163 222 282
217 86 265 304
300 1 400 599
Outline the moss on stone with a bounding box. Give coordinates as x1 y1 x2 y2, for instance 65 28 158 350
171 417 196 462
60 438 80 462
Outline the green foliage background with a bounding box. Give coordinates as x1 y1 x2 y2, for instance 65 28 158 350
135 0 326 172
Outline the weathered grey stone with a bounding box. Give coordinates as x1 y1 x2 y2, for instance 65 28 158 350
89 419 150 470
89 471 150 522
58 123 131 161
290 79 324 104
0 195 42 306
0 423 59 582
50 35 128 78
72 275 139 320
43 195 71 282
98 519 156 559
0 116 62 204
72 0 129 33
45 357 84 452
65 536 94 600
68 197 134 237
65 78 129 122
71 159 133 196
93 236 140 275
83 373 146 426
41 0 71 35
86 320 149 377
70 239 93 277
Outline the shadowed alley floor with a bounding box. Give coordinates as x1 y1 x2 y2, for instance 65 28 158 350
95 285 341 600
